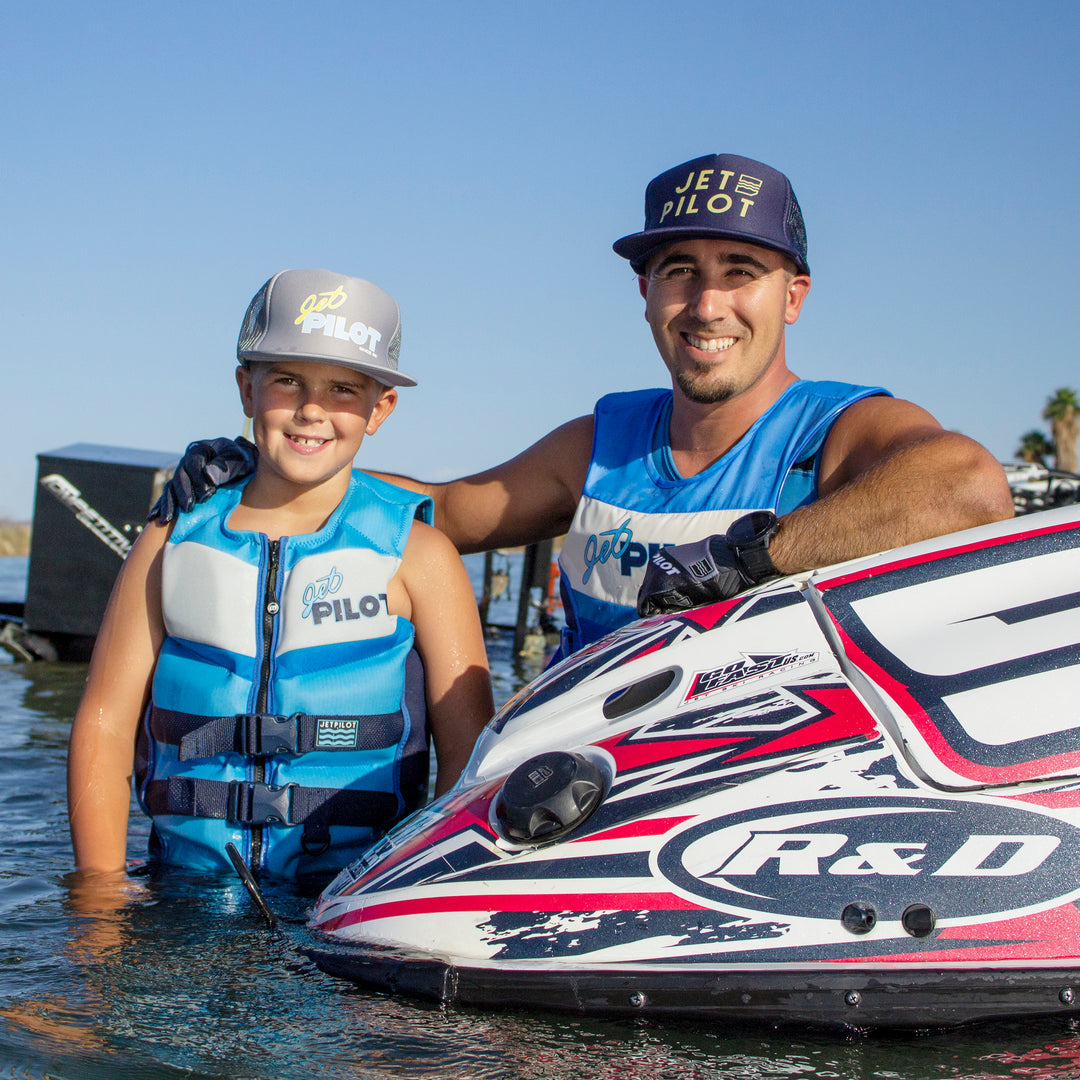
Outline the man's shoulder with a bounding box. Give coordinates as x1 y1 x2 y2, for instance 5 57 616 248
784 379 891 406
766 381 892 443
595 387 670 411
593 388 670 428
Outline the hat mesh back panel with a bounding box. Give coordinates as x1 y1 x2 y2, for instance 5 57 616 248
786 197 807 265
237 284 270 355
388 325 401 369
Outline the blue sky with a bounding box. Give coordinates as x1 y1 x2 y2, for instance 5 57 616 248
3 1 1077 520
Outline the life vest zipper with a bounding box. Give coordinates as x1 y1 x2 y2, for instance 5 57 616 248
250 536 282 870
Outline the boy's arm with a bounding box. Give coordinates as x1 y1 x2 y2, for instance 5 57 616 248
367 414 594 554
68 521 169 874
397 523 494 796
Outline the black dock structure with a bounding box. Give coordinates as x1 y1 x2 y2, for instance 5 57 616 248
2 444 176 661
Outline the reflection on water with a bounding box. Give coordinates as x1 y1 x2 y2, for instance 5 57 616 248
7 558 1080 1078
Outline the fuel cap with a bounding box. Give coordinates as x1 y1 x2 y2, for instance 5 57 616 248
495 751 605 843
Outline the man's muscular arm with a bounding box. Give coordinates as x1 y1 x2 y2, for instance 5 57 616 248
638 396 1012 617
767 396 1014 574
368 415 594 554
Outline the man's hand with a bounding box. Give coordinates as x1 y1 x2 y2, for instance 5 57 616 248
636 535 755 617
149 437 258 522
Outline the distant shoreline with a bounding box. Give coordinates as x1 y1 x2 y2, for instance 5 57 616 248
0 525 556 560
0 523 30 557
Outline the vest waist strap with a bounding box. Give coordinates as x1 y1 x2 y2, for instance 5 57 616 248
149 706 405 759
142 776 399 828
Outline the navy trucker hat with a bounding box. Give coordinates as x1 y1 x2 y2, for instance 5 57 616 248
613 154 809 276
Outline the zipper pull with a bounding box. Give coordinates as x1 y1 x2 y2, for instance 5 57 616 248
266 539 281 615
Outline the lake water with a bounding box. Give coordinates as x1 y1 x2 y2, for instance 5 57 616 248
5 555 1080 1079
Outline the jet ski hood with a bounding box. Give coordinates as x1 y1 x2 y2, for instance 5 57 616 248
306 506 1080 1028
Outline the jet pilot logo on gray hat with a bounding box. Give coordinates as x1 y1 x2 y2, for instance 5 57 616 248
613 154 809 277
237 268 417 387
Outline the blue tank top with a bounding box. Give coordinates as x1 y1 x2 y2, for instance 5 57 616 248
557 380 887 653
138 471 434 878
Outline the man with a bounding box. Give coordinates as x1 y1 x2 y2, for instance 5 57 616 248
161 153 1013 656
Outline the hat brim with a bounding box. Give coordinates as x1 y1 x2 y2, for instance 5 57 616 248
239 350 417 388
613 226 810 277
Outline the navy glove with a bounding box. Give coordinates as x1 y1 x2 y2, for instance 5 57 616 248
636 535 755 617
149 436 258 523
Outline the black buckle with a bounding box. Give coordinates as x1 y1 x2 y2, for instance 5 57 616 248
238 713 299 755
226 780 295 825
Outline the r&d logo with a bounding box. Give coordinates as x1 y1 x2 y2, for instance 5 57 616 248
656 797 1080 921
294 285 383 355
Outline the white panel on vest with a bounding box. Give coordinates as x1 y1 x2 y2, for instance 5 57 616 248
560 496 752 609
278 548 401 654
163 541 259 656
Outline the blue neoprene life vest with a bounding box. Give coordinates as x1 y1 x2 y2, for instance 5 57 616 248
557 381 887 655
137 471 434 878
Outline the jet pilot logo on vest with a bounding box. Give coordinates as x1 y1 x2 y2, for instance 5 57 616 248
294 286 383 358
316 718 360 749
582 517 677 585
302 566 389 626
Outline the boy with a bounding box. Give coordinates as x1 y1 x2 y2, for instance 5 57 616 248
68 269 494 879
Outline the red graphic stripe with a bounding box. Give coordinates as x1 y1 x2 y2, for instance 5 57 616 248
822 904 1080 964
583 816 694 842
936 903 1080 945
1010 790 1080 808
826 621 1080 785
595 732 749 771
341 782 501 894
815 519 1079 592
625 638 674 662
725 689 879 762
682 597 744 631
318 890 708 934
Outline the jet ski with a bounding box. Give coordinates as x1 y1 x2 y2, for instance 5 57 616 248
305 505 1080 1028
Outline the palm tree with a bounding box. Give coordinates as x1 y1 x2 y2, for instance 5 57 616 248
1016 429 1054 466
1042 388 1080 474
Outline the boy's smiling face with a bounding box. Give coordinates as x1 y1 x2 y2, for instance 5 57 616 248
236 359 397 496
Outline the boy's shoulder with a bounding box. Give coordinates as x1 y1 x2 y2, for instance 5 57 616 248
167 479 247 543
351 470 434 525
398 516 464 582
323 472 435 559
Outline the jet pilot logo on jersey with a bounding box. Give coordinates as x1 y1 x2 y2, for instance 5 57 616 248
686 652 817 702
582 518 634 583
580 517 682 584
301 566 389 626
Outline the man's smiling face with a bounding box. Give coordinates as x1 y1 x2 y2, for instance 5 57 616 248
640 237 810 405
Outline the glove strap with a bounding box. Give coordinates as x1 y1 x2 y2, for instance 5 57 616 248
726 511 781 584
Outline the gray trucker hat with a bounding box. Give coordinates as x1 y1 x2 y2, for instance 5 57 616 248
237 269 416 387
